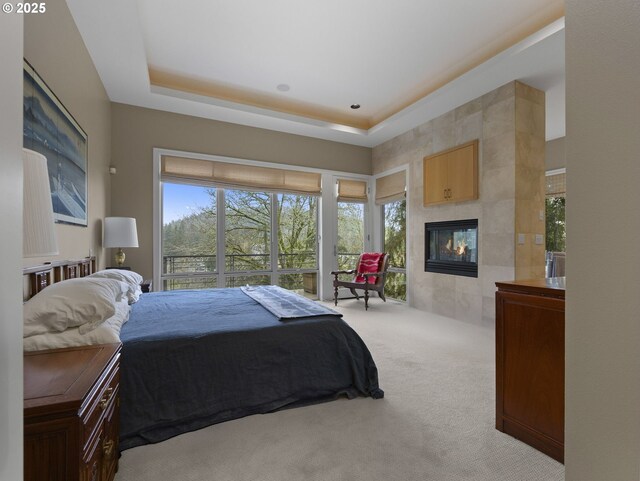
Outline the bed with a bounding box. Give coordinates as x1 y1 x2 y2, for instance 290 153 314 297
22 259 384 452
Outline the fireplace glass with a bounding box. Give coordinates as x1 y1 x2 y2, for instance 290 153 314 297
425 219 478 277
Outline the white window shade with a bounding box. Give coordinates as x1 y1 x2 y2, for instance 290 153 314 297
375 171 406 205
161 156 321 195
337 179 368 203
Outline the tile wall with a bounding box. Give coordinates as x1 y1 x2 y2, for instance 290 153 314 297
373 81 545 326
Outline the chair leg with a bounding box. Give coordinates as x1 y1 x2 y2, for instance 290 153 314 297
349 288 360 300
364 287 369 310
334 283 338 306
379 290 386 302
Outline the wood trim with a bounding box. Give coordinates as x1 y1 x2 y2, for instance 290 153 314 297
24 343 120 417
150 68 372 130
495 277 565 299
23 257 97 299
422 139 479 163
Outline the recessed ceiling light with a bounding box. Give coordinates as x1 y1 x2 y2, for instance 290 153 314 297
277 84 290 92
350 104 361 110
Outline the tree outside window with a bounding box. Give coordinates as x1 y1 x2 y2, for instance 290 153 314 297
383 199 406 301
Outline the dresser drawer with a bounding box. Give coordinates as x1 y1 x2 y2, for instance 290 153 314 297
101 396 120 481
25 344 122 481
81 357 120 452
81 426 103 481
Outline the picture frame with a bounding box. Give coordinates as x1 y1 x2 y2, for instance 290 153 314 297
23 59 88 227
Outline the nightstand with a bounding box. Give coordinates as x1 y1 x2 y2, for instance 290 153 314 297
24 343 122 481
106 266 131 271
141 279 152 293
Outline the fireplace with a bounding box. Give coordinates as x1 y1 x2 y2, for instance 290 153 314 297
425 219 478 277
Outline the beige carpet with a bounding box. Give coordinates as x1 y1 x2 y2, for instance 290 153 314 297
116 299 564 481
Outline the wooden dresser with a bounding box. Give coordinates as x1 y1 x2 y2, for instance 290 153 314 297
495 278 565 463
24 343 121 481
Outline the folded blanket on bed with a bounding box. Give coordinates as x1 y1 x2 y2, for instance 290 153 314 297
240 285 342 320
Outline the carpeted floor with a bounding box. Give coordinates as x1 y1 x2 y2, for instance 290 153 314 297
115 299 565 481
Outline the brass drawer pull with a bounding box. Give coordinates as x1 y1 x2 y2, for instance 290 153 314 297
103 439 114 458
99 387 114 409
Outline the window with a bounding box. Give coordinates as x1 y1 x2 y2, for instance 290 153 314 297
157 154 376 300
277 193 318 270
545 170 566 252
277 193 318 298
383 199 407 301
160 179 319 298
337 202 365 272
376 170 407 301
225 189 271 272
335 177 368 276
162 182 217 290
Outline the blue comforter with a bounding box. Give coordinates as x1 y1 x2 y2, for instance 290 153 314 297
119 288 383 450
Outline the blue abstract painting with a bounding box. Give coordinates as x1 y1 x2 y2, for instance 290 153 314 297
23 60 88 226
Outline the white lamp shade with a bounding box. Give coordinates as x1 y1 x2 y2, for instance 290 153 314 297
23 148 59 257
104 217 139 248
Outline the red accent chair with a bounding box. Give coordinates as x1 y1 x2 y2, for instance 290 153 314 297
331 253 389 310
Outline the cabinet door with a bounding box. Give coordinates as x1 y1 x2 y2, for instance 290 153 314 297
496 290 565 462
423 153 448 205
24 418 77 481
447 141 478 202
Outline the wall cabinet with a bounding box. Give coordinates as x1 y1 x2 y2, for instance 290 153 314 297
24 343 121 481
423 140 478 206
495 278 565 463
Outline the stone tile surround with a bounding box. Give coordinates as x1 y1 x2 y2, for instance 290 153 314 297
373 81 545 326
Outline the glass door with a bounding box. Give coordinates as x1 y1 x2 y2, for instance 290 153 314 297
161 182 218 290
276 193 319 299
382 198 407 300
335 201 366 297
224 189 272 287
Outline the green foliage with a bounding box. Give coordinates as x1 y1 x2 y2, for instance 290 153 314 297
162 194 217 274
162 189 407 300
545 196 566 252
163 188 320 275
337 202 364 271
384 200 406 269
223 190 271 271
383 200 407 301
277 194 318 269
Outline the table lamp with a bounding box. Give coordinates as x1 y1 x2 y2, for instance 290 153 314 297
23 148 59 257
104 217 138 267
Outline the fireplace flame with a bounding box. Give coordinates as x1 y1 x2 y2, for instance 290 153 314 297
455 239 467 256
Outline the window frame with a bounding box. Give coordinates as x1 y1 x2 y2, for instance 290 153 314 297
154 149 371 300
372 165 409 303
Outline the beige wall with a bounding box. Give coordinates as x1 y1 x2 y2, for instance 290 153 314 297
565 0 640 479
111 103 372 278
373 81 545 325
23 0 111 269
546 136 565 170
0 12 24 481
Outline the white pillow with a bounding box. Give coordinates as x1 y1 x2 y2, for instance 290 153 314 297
23 277 128 338
23 302 130 352
79 296 130 335
89 269 143 304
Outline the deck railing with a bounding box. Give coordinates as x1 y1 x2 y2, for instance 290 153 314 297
162 252 360 274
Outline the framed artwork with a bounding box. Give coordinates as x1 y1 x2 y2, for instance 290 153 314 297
23 59 88 227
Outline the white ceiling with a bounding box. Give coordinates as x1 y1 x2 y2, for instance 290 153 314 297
67 0 565 147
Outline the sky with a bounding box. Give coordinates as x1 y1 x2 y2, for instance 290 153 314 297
162 182 213 224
